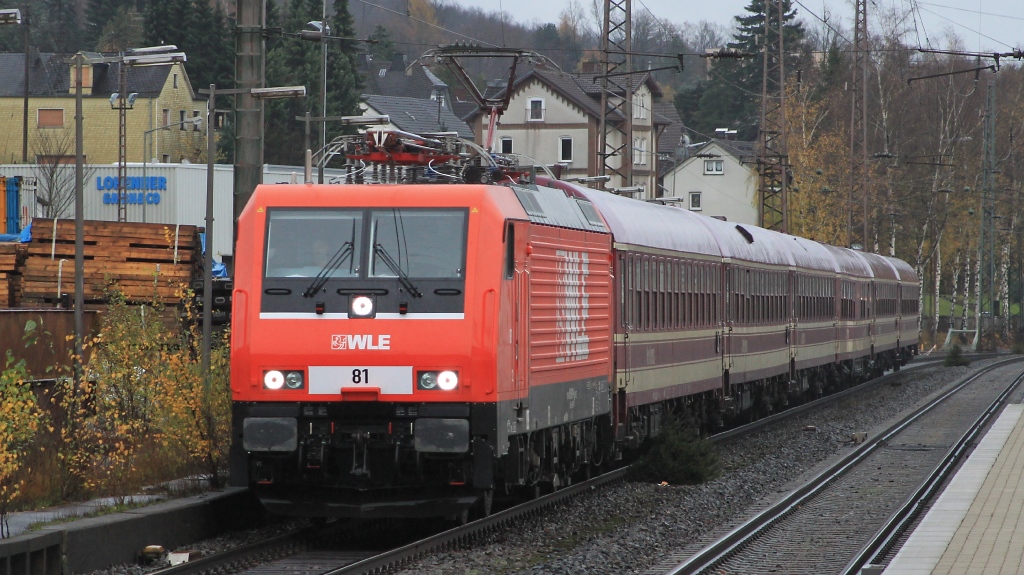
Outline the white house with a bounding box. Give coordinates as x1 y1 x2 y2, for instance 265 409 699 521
659 138 758 225
463 67 669 198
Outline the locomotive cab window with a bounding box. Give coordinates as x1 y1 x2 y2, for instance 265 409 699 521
265 209 363 278
369 209 467 278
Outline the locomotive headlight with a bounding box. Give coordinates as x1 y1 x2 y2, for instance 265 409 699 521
284 371 304 389
264 370 285 390
417 370 459 391
418 371 438 390
437 370 459 391
350 295 375 318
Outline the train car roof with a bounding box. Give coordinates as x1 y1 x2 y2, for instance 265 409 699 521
884 255 919 283
573 184 844 271
575 185 725 258
820 244 874 278
785 235 842 274
857 251 901 282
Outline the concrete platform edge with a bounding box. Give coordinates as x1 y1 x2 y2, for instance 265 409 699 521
0 487 263 574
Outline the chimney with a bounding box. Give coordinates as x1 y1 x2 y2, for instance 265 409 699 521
714 128 737 141
390 53 407 72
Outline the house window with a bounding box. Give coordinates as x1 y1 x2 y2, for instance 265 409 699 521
36 155 76 164
634 137 647 165
192 110 201 131
179 110 187 129
528 98 544 121
559 136 573 162
173 73 178 89
37 109 64 128
633 93 646 119
690 192 702 211
162 109 170 127
500 137 513 154
162 154 170 163
704 159 724 174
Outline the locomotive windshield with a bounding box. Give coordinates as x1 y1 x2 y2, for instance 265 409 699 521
264 208 467 279
369 209 466 279
265 210 363 278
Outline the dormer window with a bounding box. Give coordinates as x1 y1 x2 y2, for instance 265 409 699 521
704 159 724 174
528 98 545 121
378 68 387 77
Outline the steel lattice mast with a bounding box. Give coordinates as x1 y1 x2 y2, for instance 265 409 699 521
599 0 633 192
757 0 789 232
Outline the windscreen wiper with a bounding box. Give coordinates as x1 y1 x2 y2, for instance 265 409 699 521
303 241 354 298
374 243 423 298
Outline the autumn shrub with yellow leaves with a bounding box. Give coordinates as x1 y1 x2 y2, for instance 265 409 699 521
1 283 231 527
0 349 41 538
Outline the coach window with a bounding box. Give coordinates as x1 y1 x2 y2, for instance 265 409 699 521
620 255 628 328
673 260 680 328
658 260 666 330
700 265 708 326
640 257 648 330
630 254 638 327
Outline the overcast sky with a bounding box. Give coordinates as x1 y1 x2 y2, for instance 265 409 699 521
449 0 1022 53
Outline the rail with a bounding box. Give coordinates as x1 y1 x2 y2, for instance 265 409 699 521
663 356 1024 575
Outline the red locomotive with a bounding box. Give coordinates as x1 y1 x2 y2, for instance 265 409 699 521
229 131 919 519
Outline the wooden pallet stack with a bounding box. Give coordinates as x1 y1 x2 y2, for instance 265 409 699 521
0 243 27 306
20 219 203 308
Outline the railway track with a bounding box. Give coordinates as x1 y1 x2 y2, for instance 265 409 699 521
660 357 1024 575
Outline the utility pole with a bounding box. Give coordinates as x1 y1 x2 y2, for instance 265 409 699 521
757 0 789 233
234 0 264 225
598 0 633 193
850 0 868 249
980 79 996 331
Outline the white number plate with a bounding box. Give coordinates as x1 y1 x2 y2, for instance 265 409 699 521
308 366 413 395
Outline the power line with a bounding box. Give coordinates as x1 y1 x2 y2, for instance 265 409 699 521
914 4 1015 50
355 0 499 48
917 2 1024 23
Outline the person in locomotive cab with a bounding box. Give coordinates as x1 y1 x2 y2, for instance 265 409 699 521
308 238 332 269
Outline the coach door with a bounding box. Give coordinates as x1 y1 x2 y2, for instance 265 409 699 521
722 264 734 373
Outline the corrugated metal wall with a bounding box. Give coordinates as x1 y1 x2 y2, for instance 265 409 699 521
0 163 368 260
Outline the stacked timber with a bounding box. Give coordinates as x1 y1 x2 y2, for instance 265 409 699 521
20 219 202 308
0 243 27 306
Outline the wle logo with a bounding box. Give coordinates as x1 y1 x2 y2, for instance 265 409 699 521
332 334 391 350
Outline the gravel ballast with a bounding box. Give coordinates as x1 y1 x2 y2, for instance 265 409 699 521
393 361 986 575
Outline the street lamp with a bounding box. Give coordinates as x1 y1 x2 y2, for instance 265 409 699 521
196 84 305 392
141 116 202 222
100 45 186 222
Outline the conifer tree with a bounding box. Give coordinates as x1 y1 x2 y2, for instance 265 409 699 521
691 0 804 140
